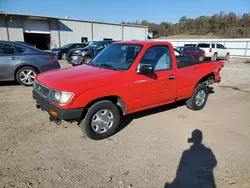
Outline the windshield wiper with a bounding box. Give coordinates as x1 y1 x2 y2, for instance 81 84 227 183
98 63 119 71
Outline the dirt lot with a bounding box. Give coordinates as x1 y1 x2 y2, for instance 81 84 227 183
0 59 250 188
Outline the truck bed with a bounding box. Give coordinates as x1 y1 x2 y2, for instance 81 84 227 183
176 56 218 69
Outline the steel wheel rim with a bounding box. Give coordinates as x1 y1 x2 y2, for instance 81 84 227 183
91 109 114 134
19 69 36 85
195 89 206 106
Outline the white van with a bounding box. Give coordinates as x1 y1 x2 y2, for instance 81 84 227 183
197 43 230 60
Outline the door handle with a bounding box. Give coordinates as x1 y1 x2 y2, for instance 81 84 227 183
9 57 17 60
169 75 175 80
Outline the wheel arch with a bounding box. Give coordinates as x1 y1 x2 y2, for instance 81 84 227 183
14 64 40 81
81 95 126 119
196 72 215 86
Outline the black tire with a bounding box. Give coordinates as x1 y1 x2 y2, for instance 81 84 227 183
225 53 230 60
16 66 38 86
186 84 208 111
212 53 217 61
81 100 121 140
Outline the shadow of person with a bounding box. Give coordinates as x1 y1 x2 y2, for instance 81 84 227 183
164 129 217 188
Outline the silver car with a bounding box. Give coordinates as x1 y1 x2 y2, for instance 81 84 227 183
0 41 60 86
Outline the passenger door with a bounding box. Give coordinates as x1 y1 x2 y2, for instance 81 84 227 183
0 43 22 81
128 45 178 111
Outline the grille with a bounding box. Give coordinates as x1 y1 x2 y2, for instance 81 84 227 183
34 81 51 98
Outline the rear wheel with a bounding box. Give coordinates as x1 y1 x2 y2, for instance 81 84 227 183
16 66 38 86
212 53 217 61
81 100 121 140
61 53 67 60
186 84 208 111
225 53 230 60
198 56 204 61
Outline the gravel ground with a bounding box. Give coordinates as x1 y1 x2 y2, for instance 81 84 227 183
0 58 250 188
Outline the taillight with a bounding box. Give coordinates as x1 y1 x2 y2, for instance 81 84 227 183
209 48 212 53
42 56 56 63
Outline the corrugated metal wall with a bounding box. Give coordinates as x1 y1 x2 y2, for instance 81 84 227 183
50 20 60 48
0 15 8 40
123 26 147 40
59 20 92 46
7 16 24 41
93 23 122 40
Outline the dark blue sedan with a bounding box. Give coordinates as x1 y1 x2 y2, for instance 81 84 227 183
0 40 60 86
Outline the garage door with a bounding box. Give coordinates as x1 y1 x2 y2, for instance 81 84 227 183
23 19 50 34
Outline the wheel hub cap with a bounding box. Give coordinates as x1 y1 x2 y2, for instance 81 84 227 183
195 90 206 106
91 109 114 134
20 69 36 85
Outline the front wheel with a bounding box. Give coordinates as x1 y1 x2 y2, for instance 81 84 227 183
81 100 121 140
225 53 230 61
83 57 92 64
186 84 208 111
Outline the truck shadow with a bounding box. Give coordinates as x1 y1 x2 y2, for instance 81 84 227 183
117 86 214 134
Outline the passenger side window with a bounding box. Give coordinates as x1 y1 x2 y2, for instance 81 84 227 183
212 44 215 48
0 44 15 54
139 46 172 71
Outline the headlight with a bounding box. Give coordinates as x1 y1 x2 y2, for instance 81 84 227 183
49 90 74 106
73 50 82 56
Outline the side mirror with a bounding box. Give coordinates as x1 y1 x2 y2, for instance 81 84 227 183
139 65 154 74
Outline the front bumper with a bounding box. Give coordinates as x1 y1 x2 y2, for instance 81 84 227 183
33 90 84 121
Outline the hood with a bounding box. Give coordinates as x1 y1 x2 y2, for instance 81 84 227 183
36 65 122 94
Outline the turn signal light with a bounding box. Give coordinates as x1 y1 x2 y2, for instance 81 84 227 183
49 110 58 117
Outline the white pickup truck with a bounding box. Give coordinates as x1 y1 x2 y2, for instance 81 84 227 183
197 43 230 60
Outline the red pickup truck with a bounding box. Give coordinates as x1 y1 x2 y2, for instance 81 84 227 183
33 41 224 140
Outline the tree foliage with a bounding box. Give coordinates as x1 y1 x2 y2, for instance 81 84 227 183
122 12 250 38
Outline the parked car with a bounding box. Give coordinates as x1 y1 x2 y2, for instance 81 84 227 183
184 44 197 47
33 41 224 140
15 41 36 48
67 40 116 66
0 40 60 86
197 43 230 60
51 43 87 60
175 46 205 61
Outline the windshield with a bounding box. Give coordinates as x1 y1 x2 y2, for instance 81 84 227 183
91 44 143 70
62 43 73 48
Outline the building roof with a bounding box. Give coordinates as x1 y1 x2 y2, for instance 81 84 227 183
0 12 148 28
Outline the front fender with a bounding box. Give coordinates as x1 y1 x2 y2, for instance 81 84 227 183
69 85 126 109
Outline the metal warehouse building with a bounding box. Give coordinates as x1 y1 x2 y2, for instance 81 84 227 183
0 12 148 50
